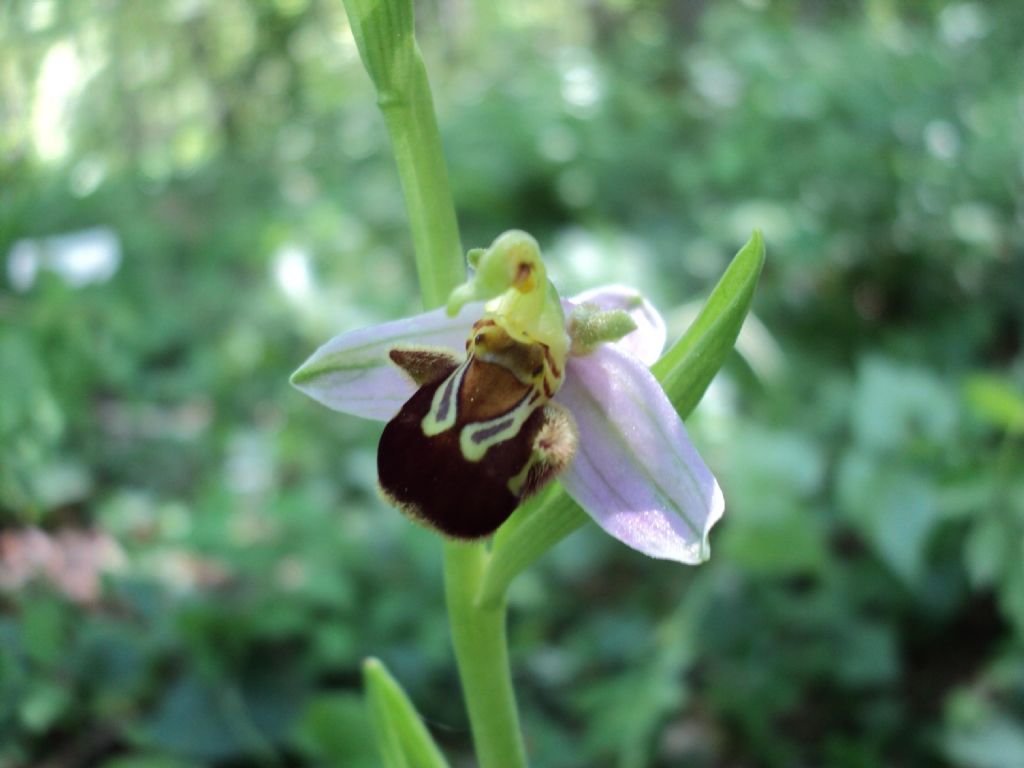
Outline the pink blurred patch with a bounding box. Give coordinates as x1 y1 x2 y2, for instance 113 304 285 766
0 527 125 604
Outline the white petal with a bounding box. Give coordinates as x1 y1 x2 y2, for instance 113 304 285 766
555 345 724 563
568 285 666 366
290 302 481 421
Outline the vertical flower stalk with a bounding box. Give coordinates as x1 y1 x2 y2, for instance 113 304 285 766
340 1 528 766
442 541 528 768
341 0 464 308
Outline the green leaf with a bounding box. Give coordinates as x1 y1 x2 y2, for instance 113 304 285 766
21 596 66 668
363 658 450 768
140 676 247 761
945 693 1024 768
964 514 1011 588
852 357 958 450
100 756 201 768
836 455 941 586
19 681 72 733
290 693 379 768
139 669 305 761
965 374 1024 433
479 232 766 607
651 229 766 415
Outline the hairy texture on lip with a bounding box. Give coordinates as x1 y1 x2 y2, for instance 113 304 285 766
388 347 461 387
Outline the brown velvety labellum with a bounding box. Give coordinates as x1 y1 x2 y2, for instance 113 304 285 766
378 354 547 539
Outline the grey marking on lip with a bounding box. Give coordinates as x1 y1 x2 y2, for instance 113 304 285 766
436 368 459 421
470 417 515 443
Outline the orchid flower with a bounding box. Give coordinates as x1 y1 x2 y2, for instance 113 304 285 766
291 230 724 564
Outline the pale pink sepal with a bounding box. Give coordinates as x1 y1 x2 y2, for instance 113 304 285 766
555 344 724 563
289 302 481 421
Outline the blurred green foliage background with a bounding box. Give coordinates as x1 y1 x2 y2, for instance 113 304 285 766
2 0 1024 765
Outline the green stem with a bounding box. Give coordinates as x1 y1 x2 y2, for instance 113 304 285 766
378 53 464 309
341 0 528 763
443 541 528 768
340 0 463 308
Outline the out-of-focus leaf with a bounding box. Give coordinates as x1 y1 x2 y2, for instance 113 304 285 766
965 374 1024 433
363 657 449 768
139 669 305 761
21 597 65 668
720 511 828 575
945 697 1024 768
964 515 1011 588
717 427 827 575
575 596 701 768
19 682 71 733
290 693 379 768
851 358 958 451
139 676 252 761
100 757 201 768
834 622 899 687
0 331 65 519
837 455 940 585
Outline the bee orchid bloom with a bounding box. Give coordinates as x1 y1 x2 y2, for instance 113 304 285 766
291 231 724 564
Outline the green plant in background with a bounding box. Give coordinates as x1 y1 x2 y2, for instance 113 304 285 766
290 0 763 764
3 0 1023 765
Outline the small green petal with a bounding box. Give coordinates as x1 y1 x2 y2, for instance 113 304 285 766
567 305 638 356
